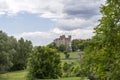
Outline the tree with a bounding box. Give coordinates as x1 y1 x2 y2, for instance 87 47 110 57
0 31 33 72
71 39 80 51
0 31 18 73
81 0 120 79
72 39 90 51
11 38 33 71
27 46 62 79
47 42 58 50
64 51 70 59
58 44 66 52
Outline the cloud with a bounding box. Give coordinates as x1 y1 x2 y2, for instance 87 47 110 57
0 0 104 30
56 14 102 31
56 0 104 31
14 28 94 46
63 0 102 19
57 18 93 31
15 31 58 46
0 0 104 45
0 0 103 18
0 0 65 18
52 28 94 39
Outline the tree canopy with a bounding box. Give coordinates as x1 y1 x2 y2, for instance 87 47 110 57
80 0 120 79
0 31 33 73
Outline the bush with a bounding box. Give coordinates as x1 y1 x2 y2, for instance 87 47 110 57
63 62 80 77
64 52 70 59
58 44 66 52
27 46 62 80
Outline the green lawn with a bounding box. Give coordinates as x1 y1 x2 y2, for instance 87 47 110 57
0 70 87 80
60 51 84 59
0 70 27 80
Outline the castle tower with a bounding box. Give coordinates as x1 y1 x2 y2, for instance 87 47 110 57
54 35 72 51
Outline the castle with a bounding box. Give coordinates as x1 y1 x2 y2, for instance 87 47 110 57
54 35 71 51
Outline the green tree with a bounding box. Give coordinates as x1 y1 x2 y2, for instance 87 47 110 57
0 31 33 72
72 39 90 51
64 51 70 59
77 40 89 51
27 46 62 80
81 0 120 79
47 42 58 50
58 44 66 52
11 38 33 71
71 39 80 51
63 62 80 77
0 31 17 73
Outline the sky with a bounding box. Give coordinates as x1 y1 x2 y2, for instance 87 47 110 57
0 0 105 46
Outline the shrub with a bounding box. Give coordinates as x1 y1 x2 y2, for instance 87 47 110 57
63 62 80 77
27 46 62 80
64 51 70 59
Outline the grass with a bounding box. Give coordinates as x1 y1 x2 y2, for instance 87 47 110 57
60 51 83 59
61 60 80 64
0 70 87 80
0 70 27 80
0 51 85 80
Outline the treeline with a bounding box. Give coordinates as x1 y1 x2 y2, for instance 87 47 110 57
47 39 91 52
71 39 90 52
0 31 33 73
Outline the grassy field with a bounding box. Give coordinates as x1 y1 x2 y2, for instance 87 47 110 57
60 51 81 65
59 51 83 59
0 51 86 80
0 70 87 80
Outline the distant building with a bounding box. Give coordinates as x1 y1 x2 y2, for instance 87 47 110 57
54 35 71 51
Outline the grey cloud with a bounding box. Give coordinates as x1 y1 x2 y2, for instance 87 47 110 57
57 18 96 31
58 22 93 31
56 0 103 31
63 0 102 19
65 8 99 19
0 0 103 32
59 26 85 31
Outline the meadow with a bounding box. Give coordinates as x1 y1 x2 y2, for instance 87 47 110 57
0 52 86 80
0 70 84 80
59 51 83 59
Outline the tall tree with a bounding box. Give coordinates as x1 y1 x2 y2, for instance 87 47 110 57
11 38 33 70
0 31 16 72
81 0 120 79
0 31 33 72
71 39 80 51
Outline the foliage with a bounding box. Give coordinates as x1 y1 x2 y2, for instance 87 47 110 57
0 31 33 73
71 39 80 51
47 43 67 52
47 42 58 50
10 38 33 71
71 39 90 52
0 31 16 73
64 52 70 59
63 62 80 77
27 46 62 80
80 0 120 80
58 44 66 52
